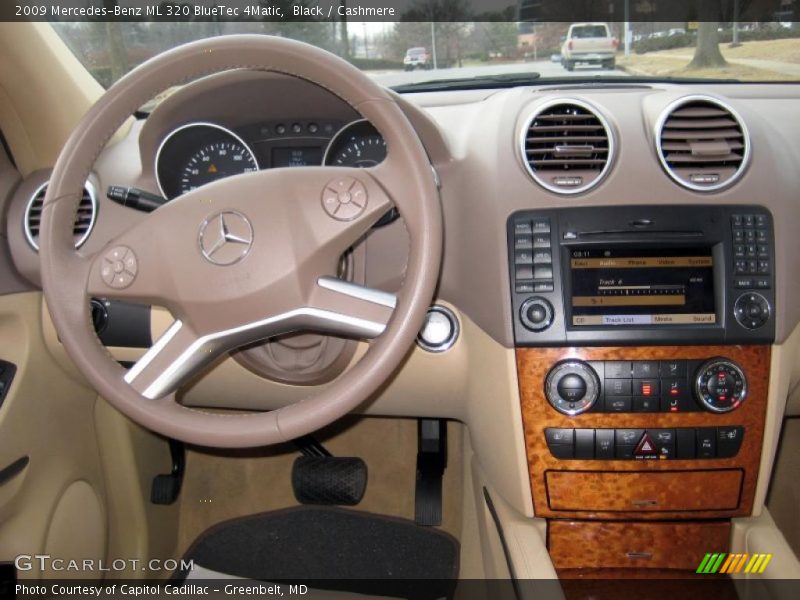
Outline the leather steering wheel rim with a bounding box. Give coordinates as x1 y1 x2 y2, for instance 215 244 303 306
39 35 442 448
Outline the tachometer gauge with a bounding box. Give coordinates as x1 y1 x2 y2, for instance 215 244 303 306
179 140 258 195
324 120 386 168
155 122 259 199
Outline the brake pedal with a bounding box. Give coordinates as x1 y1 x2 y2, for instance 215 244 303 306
415 419 447 526
292 437 367 506
150 439 185 505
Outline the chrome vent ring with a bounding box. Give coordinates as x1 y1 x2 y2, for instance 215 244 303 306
519 98 615 195
655 95 750 192
24 181 97 251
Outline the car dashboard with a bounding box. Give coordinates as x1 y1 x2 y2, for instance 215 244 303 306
4 68 800 577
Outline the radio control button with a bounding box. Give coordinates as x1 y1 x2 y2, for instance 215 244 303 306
514 221 532 235
533 265 553 280
533 250 552 264
514 250 533 265
515 265 533 280
514 235 533 250
754 278 770 289
533 234 551 248
520 296 554 332
532 219 550 233
734 293 770 330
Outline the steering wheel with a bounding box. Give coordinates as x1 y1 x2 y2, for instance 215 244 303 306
39 36 442 448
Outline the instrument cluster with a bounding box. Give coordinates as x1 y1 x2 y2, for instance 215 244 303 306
155 119 387 200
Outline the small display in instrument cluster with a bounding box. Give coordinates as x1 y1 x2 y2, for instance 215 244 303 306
271 146 323 168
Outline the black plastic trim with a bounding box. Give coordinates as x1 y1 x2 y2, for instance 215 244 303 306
0 456 29 487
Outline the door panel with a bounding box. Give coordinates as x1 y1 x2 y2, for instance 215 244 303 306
0 292 108 578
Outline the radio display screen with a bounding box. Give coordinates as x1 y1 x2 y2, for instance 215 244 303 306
569 247 716 327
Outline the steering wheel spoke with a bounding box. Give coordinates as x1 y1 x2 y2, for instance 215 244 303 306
308 276 396 339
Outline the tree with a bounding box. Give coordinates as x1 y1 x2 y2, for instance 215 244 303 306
688 1 728 69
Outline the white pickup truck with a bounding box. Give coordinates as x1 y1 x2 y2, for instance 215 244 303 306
561 23 618 71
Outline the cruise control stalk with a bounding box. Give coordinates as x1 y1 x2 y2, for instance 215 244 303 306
107 185 168 212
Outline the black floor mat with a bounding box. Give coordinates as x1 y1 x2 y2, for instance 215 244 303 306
183 506 459 598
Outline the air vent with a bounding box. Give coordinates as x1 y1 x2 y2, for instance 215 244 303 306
520 99 614 194
656 96 750 192
24 181 97 251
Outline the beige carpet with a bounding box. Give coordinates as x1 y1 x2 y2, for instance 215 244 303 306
766 417 800 557
176 417 464 556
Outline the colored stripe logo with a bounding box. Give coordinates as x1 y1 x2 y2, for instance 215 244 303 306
696 553 773 574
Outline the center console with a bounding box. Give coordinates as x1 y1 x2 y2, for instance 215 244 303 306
508 205 774 574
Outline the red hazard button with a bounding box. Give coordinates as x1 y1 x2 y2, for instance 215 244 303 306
634 432 657 457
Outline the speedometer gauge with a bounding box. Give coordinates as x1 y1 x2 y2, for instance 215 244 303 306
324 120 386 168
155 122 259 200
179 140 257 195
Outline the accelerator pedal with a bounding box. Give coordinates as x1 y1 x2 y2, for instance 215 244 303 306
150 439 185 505
292 436 367 506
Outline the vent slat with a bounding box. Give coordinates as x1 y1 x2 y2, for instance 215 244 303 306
670 106 730 118
529 124 605 132
661 128 742 140
526 147 609 155
664 118 738 129
530 159 607 166
25 183 96 250
526 135 608 144
658 98 747 189
665 153 743 164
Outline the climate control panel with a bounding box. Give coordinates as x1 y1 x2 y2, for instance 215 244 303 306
544 358 747 415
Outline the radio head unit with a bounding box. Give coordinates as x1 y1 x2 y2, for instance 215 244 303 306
508 205 775 346
569 247 716 327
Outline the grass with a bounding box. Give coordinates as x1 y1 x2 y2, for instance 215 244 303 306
619 54 795 81
658 38 800 64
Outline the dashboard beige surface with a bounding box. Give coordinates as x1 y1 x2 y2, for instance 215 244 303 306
5 73 800 348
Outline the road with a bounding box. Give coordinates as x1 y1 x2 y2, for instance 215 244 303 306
368 59 629 87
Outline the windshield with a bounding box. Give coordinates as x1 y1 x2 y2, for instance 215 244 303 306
52 20 800 92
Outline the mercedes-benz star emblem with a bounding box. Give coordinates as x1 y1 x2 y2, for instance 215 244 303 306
198 211 254 265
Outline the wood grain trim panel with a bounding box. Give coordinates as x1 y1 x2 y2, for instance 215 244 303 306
516 345 769 519
546 470 742 512
548 520 731 570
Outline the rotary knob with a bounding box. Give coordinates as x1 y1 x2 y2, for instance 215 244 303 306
694 358 747 413
545 360 600 416
520 296 554 332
